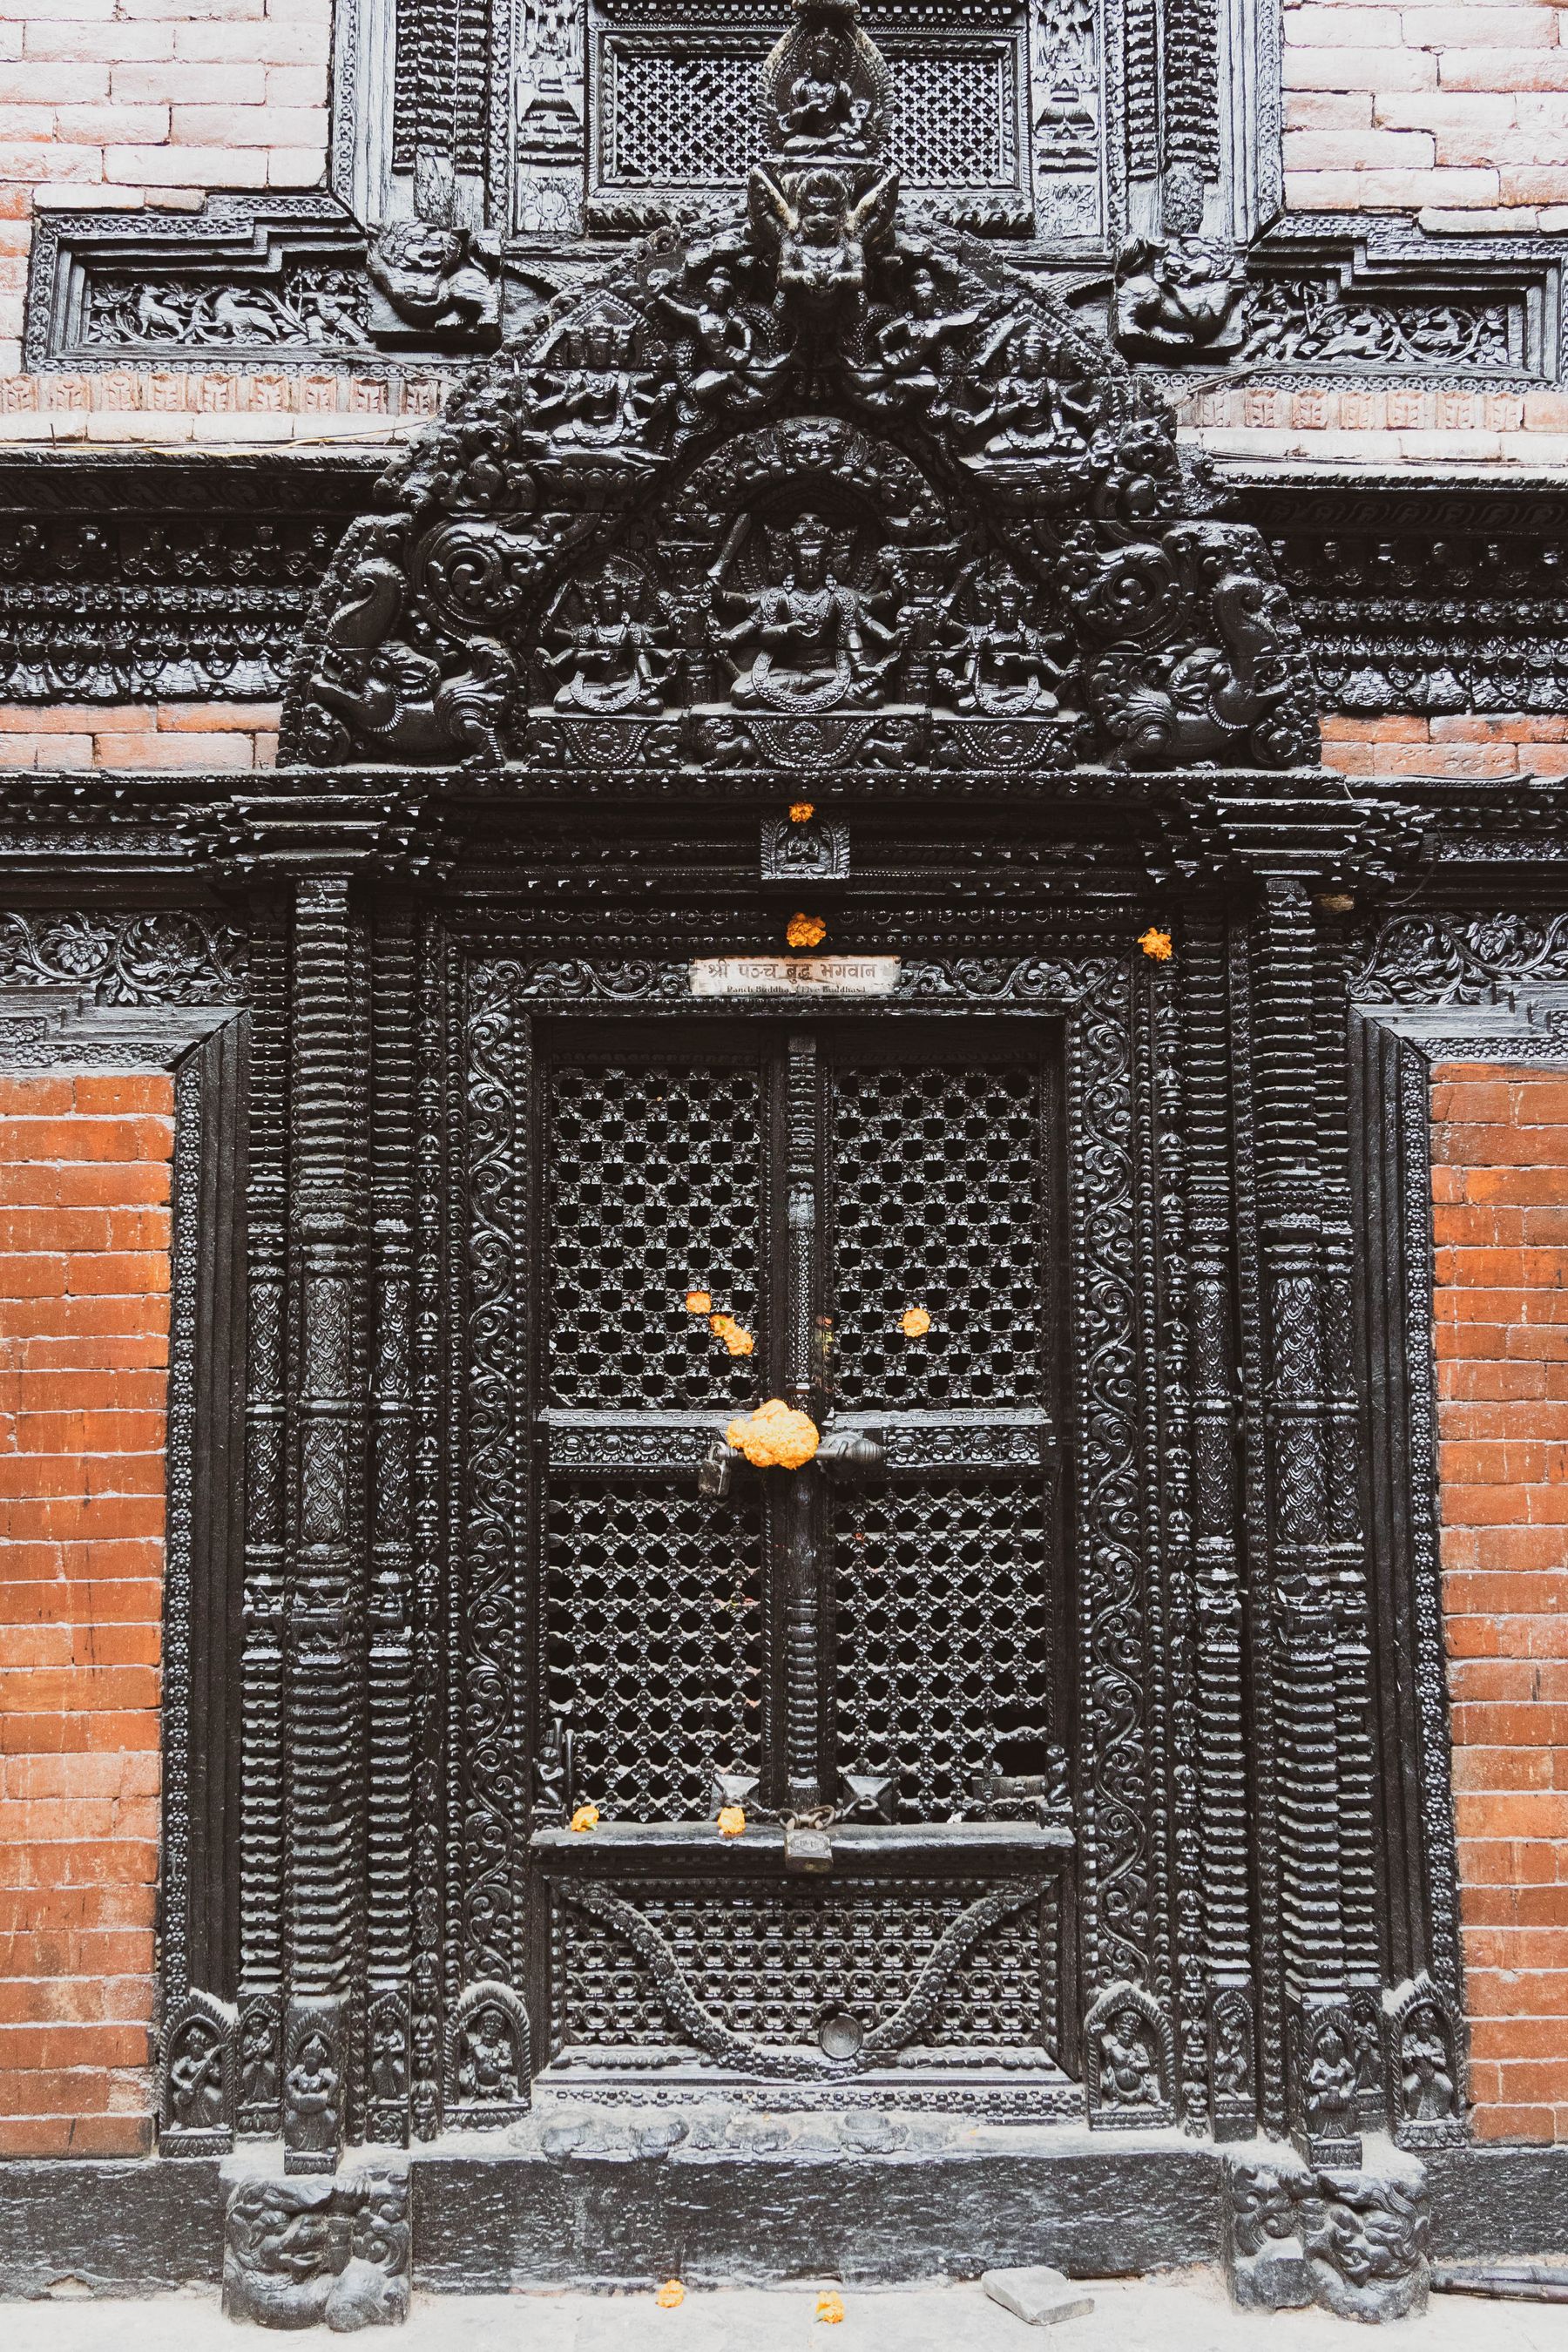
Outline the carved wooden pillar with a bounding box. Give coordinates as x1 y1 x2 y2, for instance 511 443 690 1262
1181 919 1257 2138
365 900 417 2146
283 872 368 2173
780 1027 824 1811
1247 876 1358 2165
237 909 290 2136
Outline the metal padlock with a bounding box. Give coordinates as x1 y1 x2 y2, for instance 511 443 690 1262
784 1824 833 1874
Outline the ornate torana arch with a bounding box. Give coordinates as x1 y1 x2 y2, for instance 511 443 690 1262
282 0 1318 780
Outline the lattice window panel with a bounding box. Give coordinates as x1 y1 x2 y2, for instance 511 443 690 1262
558 1879 1051 2049
544 1482 764 1820
601 44 1016 189
544 1058 762 1409
828 1059 1045 1409
834 1480 1055 1816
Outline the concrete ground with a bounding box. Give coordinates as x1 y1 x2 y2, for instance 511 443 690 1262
7 2269 1568 2349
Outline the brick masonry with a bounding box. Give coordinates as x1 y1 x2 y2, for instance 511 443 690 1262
0 699 280 767
0 1071 172 2158
1284 0 1568 216
1433 1062 1568 2143
1322 712 1568 776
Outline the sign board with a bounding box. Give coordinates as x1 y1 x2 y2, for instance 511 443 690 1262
691 956 901 998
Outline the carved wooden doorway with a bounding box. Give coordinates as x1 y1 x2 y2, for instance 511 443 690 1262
523 1007 1078 2106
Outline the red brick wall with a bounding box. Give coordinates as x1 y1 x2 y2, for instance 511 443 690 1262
0 1072 172 2156
0 702 280 770
1326 713 1568 780
1433 1061 1568 2143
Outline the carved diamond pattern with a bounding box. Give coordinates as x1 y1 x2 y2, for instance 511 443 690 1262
834 1481 1055 1817
545 1058 762 1409
604 46 1013 190
544 1482 765 1820
829 1060 1044 1409
560 1881 1046 2049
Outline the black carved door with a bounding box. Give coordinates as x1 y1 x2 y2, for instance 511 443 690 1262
528 1011 1075 2104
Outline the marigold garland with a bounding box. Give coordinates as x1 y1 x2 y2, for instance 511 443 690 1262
708 1312 755 1357
685 1289 713 1314
727 1398 820 1470
788 801 814 823
1138 927 1173 963
786 912 828 950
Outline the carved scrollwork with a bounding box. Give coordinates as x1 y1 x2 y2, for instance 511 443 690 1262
0 909 247 1004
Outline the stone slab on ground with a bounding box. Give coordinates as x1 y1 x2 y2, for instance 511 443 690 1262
8 2269 1568 2349
982 2266 1097 2325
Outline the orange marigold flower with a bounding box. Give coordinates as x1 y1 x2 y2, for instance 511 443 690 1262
1138 927 1173 963
655 2279 686 2309
708 1313 756 1357
569 1803 599 1835
786 912 828 950
685 1289 713 1315
816 2293 845 2324
716 1804 747 1837
727 1398 820 1470
788 801 814 823
900 1306 931 1339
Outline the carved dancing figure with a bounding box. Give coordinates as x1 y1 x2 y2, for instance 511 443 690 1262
544 568 674 714
846 266 980 416
654 265 787 416
713 510 902 712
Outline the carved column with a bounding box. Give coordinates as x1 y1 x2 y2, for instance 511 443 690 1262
283 872 368 2173
1182 920 1257 2137
237 909 289 2136
365 901 417 2146
1247 877 1358 2164
780 1027 824 1811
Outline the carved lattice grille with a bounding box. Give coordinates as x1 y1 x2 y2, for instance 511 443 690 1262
544 1481 765 1819
544 1058 763 1409
828 1059 1046 1409
601 43 1017 189
558 1879 1053 2050
834 1479 1056 1815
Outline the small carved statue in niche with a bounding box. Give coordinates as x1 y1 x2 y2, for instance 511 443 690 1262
531 319 668 458
368 221 500 337
543 565 674 714
1303 2021 1359 2140
239 2003 280 2112
780 28 875 150
749 163 899 336
167 2014 226 2129
1212 2000 1254 2101
1114 236 1245 363
368 2005 409 2106
456 2001 521 2105
847 265 980 417
1399 2001 1456 2126
653 262 787 418
714 510 903 712
1098 2003 1161 2110
936 564 1074 715
284 2029 342 2150
956 319 1101 464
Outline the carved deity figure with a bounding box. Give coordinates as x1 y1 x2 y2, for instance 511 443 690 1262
936 565 1073 715
654 264 787 417
714 510 902 712
956 319 1101 464
168 2017 226 2128
749 163 899 335
239 2004 280 2111
284 2030 342 2144
368 222 499 336
780 30 874 150
456 2004 520 2103
1303 2024 1358 2139
544 568 674 714
369 2011 409 2105
1098 2005 1160 2109
847 267 980 416
1400 2005 1456 2124
531 320 666 457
